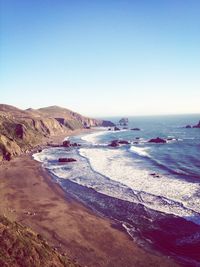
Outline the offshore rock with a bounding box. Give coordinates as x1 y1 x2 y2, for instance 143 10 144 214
148 137 166 143
193 121 200 128
58 158 77 163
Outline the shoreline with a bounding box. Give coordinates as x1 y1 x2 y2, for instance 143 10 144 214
0 129 179 267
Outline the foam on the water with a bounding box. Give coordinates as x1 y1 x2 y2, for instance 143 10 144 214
81 130 109 144
79 147 200 224
33 145 200 224
130 145 150 157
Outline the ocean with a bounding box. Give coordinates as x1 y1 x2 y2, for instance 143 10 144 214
33 114 200 266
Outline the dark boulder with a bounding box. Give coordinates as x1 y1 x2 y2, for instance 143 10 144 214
150 173 160 178
114 126 120 131
119 118 128 126
70 142 81 147
48 143 61 147
131 128 140 131
108 140 120 147
118 140 130 145
63 140 70 147
185 125 192 129
193 121 200 128
108 139 130 147
148 137 166 143
58 158 77 163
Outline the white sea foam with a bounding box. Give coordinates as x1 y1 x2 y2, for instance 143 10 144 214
81 130 109 144
130 145 150 157
81 129 129 145
79 147 200 222
33 146 200 224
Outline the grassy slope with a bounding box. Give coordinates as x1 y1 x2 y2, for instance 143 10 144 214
0 216 80 267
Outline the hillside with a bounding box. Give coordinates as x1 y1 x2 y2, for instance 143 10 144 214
26 105 99 129
27 105 115 129
0 215 80 267
0 104 114 161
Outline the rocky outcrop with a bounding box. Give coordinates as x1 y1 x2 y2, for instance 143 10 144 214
100 120 116 127
108 140 120 147
148 137 166 143
63 140 81 147
131 128 141 131
118 140 130 145
119 118 128 126
108 140 130 147
58 158 77 163
0 134 21 161
184 121 200 128
0 104 114 161
114 126 120 131
63 140 71 147
193 121 200 128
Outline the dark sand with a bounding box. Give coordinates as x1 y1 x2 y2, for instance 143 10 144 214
0 131 180 267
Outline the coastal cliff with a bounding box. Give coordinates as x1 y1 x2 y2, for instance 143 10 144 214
0 104 114 161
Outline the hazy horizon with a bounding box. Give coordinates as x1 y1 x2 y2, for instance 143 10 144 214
1 1 200 117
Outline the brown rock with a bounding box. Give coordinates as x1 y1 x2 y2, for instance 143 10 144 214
118 140 130 145
63 140 70 147
148 137 166 143
58 158 77 163
108 140 119 147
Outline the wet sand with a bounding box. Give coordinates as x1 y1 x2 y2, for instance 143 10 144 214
0 131 180 267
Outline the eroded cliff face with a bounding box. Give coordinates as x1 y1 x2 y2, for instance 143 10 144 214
27 106 111 128
0 106 68 161
0 104 115 161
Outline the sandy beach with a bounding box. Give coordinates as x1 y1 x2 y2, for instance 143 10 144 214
0 131 179 267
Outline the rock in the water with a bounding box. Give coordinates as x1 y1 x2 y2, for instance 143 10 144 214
114 126 120 131
58 158 77 163
108 140 120 147
63 140 70 147
101 120 116 127
193 121 200 128
131 128 140 131
148 137 166 143
108 139 130 147
185 125 192 128
71 142 81 147
119 118 128 126
118 140 130 145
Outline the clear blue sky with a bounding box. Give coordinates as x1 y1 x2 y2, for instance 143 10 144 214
1 0 200 117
